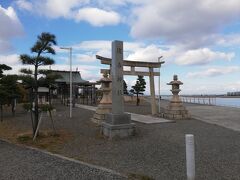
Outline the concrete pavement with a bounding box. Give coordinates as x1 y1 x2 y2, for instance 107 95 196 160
76 104 173 124
76 101 240 131
156 98 240 132
185 103 240 132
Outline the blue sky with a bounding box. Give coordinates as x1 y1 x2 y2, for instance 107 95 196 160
0 0 240 95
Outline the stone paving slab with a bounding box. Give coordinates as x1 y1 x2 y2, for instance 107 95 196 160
76 104 173 124
76 104 98 111
184 104 240 132
0 140 126 180
130 113 174 124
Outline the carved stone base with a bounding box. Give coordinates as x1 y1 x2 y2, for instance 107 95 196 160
163 102 191 120
101 113 136 139
91 104 111 125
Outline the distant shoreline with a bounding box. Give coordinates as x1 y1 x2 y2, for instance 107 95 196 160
163 95 240 98
145 95 240 98
181 96 240 98
218 96 240 98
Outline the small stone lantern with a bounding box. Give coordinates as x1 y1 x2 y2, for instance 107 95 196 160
92 72 112 124
163 75 190 120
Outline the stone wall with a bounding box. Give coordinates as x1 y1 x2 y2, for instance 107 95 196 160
123 95 144 102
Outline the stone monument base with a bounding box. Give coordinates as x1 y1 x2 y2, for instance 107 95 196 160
91 104 111 125
163 102 191 120
101 113 136 139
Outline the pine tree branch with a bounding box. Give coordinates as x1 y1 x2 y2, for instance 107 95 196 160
20 68 33 75
20 54 36 65
37 56 54 66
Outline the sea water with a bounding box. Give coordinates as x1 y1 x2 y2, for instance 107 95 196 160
161 96 240 108
215 98 240 108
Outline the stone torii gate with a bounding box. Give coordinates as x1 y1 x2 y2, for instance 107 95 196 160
96 55 165 115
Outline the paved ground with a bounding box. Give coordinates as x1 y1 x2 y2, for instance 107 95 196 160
1 100 240 180
0 140 126 180
76 104 173 124
185 103 240 132
157 98 240 132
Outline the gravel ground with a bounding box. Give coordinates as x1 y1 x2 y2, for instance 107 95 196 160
1 100 240 180
0 140 126 180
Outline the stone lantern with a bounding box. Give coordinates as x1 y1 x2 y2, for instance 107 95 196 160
92 72 112 124
164 75 190 120
168 75 183 104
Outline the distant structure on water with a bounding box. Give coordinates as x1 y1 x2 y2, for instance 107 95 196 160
227 91 240 96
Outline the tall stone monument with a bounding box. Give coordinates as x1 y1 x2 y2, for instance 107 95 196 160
102 40 135 139
164 75 190 120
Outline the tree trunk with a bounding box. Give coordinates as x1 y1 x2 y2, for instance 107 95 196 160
0 104 3 122
11 98 15 116
49 109 56 135
49 86 52 106
136 93 140 106
33 65 39 135
30 88 34 135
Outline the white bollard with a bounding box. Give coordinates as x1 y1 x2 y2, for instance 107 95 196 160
186 134 195 180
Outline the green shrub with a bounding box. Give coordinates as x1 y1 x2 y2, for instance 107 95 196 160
22 103 31 111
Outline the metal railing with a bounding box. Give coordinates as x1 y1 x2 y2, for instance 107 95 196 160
180 96 216 105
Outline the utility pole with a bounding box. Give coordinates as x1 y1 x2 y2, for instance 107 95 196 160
60 47 73 118
158 56 163 114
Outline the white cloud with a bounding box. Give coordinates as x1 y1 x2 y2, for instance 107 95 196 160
0 40 12 53
227 81 240 92
72 40 164 62
124 42 145 51
0 54 20 66
0 6 24 52
75 7 121 26
130 0 240 46
37 0 89 18
180 80 240 95
73 41 144 52
17 0 121 26
126 44 163 61
187 66 240 78
95 0 129 7
73 40 110 50
75 53 96 63
60 40 236 68
16 0 33 11
175 48 235 66
13 0 240 46
216 34 240 47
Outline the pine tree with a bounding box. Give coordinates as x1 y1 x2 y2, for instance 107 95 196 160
123 80 129 95
130 75 146 106
0 64 11 78
19 32 57 135
0 75 22 114
0 64 12 121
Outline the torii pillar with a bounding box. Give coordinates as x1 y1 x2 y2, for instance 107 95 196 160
149 67 157 115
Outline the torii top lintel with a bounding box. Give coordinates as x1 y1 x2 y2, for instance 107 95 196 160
96 55 164 68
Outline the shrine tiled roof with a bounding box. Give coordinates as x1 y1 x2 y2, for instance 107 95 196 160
51 70 89 84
